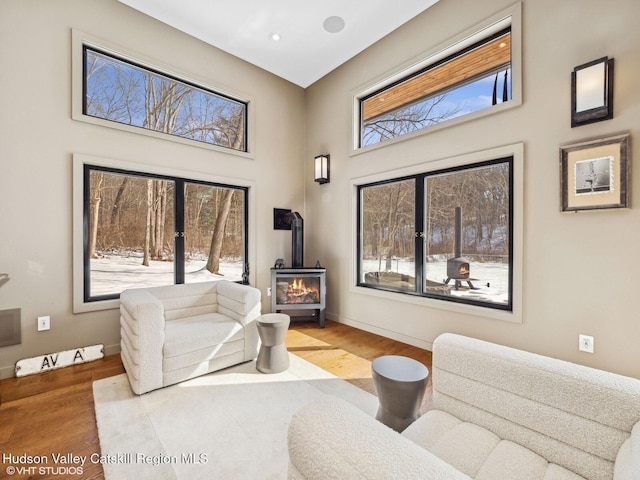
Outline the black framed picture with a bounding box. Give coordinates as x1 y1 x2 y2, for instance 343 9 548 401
560 133 629 212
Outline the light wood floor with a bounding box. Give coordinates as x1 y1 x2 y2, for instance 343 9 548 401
0 320 432 480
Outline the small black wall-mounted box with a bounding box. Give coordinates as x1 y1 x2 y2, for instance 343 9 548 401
273 208 292 230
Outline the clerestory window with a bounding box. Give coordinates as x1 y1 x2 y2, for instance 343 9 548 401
355 6 521 151
82 46 248 152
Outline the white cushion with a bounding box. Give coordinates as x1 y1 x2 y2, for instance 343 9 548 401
404 409 588 480
163 313 243 358
544 464 589 480
475 440 548 480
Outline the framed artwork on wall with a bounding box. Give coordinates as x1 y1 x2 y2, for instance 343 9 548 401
560 133 630 212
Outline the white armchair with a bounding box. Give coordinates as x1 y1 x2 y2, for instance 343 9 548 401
120 280 261 394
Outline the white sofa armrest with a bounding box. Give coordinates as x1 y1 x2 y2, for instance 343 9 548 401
614 421 640 480
287 396 472 480
120 289 165 394
216 280 261 326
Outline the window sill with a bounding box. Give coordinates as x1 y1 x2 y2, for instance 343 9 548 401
72 113 255 160
349 284 522 324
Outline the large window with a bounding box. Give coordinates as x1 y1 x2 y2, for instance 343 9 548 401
83 46 247 152
358 158 513 311
354 4 522 151
84 165 248 302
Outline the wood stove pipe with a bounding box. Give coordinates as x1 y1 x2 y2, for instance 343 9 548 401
290 212 304 268
454 206 462 259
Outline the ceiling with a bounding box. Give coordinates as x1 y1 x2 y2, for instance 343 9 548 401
117 0 440 88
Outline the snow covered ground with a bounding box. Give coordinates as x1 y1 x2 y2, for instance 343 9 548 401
363 258 509 305
90 254 243 297
90 253 509 306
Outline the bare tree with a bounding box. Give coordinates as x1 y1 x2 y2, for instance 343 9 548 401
143 179 153 267
362 180 414 272
110 176 129 227
144 75 191 134
425 164 510 257
152 180 168 260
206 189 234 274
363 94 463 146
89 172 104 259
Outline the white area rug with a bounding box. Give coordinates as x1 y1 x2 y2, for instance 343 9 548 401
93 354 378 479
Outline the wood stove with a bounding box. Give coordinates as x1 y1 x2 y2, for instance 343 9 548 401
270 210 326 327
447 258 470 281
270 268 326 328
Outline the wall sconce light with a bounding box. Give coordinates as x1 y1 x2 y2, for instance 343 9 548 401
314 154 330 184
571 56 614 127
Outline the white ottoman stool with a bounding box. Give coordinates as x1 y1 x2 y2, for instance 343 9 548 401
256 313 290 373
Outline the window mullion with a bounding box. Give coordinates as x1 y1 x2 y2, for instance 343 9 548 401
174 179 185 284
414 176 426 294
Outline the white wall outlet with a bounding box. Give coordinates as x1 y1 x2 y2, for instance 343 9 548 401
37 315 50 331
267 287 272 297
578 334 594 353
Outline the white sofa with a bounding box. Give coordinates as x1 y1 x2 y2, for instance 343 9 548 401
287 333 640 480
120 280 261 394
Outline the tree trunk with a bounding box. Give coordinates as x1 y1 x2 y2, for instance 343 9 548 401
158 181 167 259
89 172 104 259
110 176 129 227
383 187 402 271
143 179 153 267
152 180 167 260
231 111 245 151
206 189 234 274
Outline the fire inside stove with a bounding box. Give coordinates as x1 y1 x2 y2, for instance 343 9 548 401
447 259 470 279
276 277 321 305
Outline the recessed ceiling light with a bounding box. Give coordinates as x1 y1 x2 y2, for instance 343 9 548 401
323 16 345 34
269 32 282 41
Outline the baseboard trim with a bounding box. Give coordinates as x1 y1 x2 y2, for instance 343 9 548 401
0 364 14 380
330 313 434 352
104 342 121 357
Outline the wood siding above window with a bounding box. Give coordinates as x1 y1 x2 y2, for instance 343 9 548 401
362 32 511 122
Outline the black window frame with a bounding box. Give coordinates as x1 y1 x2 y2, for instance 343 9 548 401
83 164 249 303
357 156 514 312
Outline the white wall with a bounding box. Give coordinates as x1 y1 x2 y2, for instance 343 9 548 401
304 0 640 378
0 0 306 377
